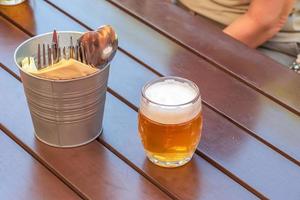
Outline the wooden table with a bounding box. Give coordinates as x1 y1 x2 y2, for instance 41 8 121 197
1 1 300 199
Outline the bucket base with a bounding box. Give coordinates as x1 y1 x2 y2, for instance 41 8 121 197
34 128 103 148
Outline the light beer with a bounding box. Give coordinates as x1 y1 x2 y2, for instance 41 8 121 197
138 77 202 167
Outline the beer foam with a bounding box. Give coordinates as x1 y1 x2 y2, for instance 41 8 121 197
145 79 196 106
141 79 201 124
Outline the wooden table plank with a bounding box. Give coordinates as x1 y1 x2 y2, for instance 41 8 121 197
0 1 298 198
44 0 300 117
1 5 300 198
0 10 260 200
0 0 85 35
103 91 300 199
108 0 300 115
0 130 81 200
0 65 256 200
108 50 300 199
0 70 171 200
10 0 300 168
0 16 29 74
105 46 300 200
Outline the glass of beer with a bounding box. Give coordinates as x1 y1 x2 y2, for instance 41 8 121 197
138 76 203 167
0 0 26 5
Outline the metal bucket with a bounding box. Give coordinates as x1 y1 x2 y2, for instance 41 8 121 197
14 31 110 148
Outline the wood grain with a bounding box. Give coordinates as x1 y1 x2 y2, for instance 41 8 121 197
0 16 29 74
0 65 256 200
1 1 300 199
0 0 84 35
0 66 171 200
43 0 300 165
108 0 300 115
103 80 300 199
4 0 300 167
0 130 80 200
3 13 251 198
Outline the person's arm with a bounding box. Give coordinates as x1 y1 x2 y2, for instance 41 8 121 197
223 0 295 48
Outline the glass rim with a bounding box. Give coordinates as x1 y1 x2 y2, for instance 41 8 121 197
141 76 201 107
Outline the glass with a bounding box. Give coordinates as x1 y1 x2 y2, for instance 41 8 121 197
0 0 25 5
138 76 203 167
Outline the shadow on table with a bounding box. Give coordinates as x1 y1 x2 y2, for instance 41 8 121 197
142 157 203 199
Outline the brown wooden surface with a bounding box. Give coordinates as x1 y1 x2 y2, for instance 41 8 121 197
0 10 254 200
0 67 172 200
109 0 300 115
1 0 300 199
0 68 254 200
42 0 300 166
6 0 300 169
0 130 80 200
0 4 298 199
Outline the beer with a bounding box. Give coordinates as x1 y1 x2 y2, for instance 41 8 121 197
138 77 202 167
